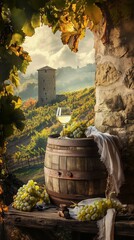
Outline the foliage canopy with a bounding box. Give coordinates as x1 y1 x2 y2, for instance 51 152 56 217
0 0 105 151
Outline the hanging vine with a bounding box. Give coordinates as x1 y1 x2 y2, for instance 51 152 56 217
0 0 133 168
0 0 105 156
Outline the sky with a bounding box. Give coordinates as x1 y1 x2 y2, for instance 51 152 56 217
23 25 95 75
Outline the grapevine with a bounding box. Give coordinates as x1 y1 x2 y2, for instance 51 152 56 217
12 180 50 211
77 198 123 221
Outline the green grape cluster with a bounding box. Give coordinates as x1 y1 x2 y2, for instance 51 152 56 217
12 180 50 211
77 198 123 221
61 121 87 138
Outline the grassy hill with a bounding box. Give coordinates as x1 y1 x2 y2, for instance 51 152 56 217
7 87 95 182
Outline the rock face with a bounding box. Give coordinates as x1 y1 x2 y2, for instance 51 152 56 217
94 7 134 203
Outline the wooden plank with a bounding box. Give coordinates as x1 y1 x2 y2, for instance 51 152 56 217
59 156 67 170
59 179 67 194
52 155 59 170
45 174 53 191
4 207 134 236
52 178 59 193
67 157 76 171
75 157 85 171
67 180 76 194
44 154 52 168
76 181 86 195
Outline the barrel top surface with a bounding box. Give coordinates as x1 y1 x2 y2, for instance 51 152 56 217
47 134 96 147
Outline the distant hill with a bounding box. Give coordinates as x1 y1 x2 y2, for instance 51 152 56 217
16 64 96 100
7 87 95 159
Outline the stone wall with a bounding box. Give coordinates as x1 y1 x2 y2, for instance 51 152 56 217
94 16 134 203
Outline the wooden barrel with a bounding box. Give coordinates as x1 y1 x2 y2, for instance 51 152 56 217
44 134 107 206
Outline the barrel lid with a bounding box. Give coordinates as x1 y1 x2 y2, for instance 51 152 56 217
47 134 96 147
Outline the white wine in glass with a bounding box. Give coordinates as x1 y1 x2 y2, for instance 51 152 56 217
56 107 71 135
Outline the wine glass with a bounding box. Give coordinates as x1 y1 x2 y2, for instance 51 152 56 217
56 107 71 136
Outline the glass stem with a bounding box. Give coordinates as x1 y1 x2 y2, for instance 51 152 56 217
62 124 65 137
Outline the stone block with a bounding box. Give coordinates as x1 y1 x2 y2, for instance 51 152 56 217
106 95 125 111
124 66 134 89
96 62 122 86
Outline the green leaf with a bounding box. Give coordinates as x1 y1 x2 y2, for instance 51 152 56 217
11 7 27 31
20 59 30 74
22 21 35 37
9 33 24 46
52 21 60 33
41 14 49 25
9 66 20 87
31 13 40 28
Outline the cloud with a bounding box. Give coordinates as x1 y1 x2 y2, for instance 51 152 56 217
23 26 95 75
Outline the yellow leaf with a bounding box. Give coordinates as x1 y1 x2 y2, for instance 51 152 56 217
60 22 74 32
79 29 86 40
68 34 79 52
85 3 102 25
72 4 76 12
9 45 20 56
5 85 14 95
22 21 35 37
31 13 40 28
12 98 22 109
61 32 80 52
61 32 72 45
9 33 23 46
82 15 89 28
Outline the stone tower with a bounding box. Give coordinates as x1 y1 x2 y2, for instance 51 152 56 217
37 66 56 106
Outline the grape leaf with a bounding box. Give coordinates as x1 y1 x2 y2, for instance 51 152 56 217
85 3 102 25
12 97 22 109
31 13 40 28
60 22 74 32
9 66 20 87
41 14 49 25
61 32 72 45
11 7 27 31
5 84 14 95
61 31 80 52
72 4 76 12
52 21 60 34
20 59 30 74
9 33 24 46
22 21 35 36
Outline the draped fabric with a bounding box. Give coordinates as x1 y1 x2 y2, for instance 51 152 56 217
85 126 124 195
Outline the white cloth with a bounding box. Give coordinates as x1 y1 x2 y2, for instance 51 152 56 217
85 126 124 195
97 208 116 240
